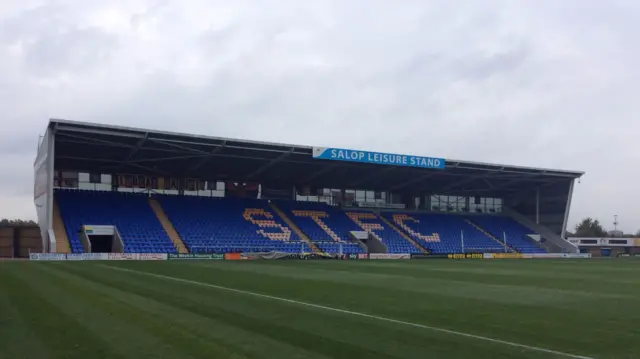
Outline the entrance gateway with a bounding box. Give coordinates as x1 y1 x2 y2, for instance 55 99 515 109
80 225 124 253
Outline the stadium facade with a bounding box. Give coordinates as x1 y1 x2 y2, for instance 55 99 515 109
34 119 585 255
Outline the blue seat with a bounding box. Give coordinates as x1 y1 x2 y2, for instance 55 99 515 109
275 201 418 254
158 196 310 253
381 212 507 254
467 216 547 253
56 189 177 254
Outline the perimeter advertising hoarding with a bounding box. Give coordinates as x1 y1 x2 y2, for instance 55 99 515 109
168 253 224 260
29 253 66 261
369 253 411 260
410 253 448 259
66 253 109 260
29 253 171 261
312 147 446 169
448 253 484 259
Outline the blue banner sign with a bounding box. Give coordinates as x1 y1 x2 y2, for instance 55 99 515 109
312 147 446 169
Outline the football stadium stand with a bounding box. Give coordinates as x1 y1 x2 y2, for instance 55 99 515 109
34 119 585 255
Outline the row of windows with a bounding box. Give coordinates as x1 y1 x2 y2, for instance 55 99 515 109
57 172 503 212
430 195 502 213
296 189 389 205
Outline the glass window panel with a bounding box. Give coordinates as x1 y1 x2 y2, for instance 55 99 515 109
366 191 375 201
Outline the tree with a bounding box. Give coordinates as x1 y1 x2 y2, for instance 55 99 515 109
574 217 607 237
636 230 640 237
0 219 38 227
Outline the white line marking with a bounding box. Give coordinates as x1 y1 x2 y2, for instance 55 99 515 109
102 265 594 359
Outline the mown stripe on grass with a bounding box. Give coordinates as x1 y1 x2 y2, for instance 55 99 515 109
23 264 199 359
50 263 312 359
0 271 52 359
186 260 632 302
103 265 595 359
83 264 553 359
60 263 409 359
0 264 125 359
195 259 640 296
152 260 637 347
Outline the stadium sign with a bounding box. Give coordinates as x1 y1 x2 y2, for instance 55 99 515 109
312 147 446 169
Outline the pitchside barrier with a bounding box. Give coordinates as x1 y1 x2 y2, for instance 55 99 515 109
29 253 168 261
28 252 591 261
616 253 640 258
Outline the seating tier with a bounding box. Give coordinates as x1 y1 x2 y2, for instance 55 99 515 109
56 190 177 253
159 196 310 253
468 216 547 253
382 212 505 254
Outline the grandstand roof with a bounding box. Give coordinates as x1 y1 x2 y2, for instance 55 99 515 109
48 119 584 197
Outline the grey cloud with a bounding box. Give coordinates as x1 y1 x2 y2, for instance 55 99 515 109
452 43 530 81
22 27 116 76
0 155 35 198
0 132 40 156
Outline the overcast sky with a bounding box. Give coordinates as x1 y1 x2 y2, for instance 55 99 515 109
1 0 638 233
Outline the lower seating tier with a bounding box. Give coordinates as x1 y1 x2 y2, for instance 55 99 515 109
159 196 307 253
55 189 548 255
468 216 547 253
56 189 177 253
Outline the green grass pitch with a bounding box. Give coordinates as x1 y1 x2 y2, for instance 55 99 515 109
1 259 638 359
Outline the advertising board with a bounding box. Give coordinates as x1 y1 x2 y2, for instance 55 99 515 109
108 253 139 260
139 253 168 260
66 253 109 261
489 253 525 259
29 253 66 261
527 253 592 259
168 253 224 260
447 253 483 259
224 253 242 261
369 253 410 260
276 253 339 260
410 253 448 259
562 253 591 259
